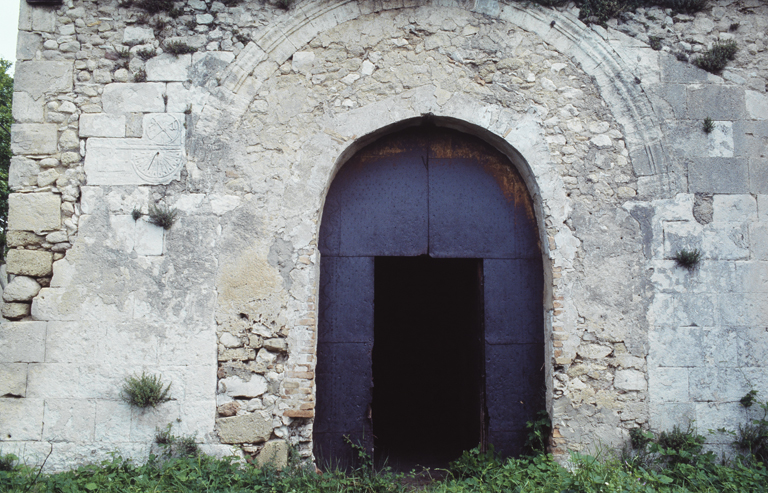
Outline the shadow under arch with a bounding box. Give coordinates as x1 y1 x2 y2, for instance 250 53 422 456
313 119 551 470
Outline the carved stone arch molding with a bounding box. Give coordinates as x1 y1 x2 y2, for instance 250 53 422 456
198 0 653 459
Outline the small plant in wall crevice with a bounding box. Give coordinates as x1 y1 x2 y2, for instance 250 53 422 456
674 248 701 270
122 372 172 408
703 116 715 134
148 204 178 230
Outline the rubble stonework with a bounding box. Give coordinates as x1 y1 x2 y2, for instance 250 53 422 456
1 0 767 470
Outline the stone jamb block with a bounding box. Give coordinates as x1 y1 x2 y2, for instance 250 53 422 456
12 92 44 123
750 158 768 195
8 193 61 232
10 124 58 155
5 249 54 277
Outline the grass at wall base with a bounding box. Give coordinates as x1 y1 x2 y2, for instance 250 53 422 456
2 393 768 491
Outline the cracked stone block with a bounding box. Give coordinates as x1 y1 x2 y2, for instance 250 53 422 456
216 411 271 443
16 32 42 61
10 124 58 155
8 193 61 231
14 61 73 99
9 156 40 190
79 114 126 138
5 249 53 277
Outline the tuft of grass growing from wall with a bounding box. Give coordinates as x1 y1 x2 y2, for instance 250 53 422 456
703 116 715 133
693 40 738 73
121 372 172 408
148 204 179 230
136 0 174 13
164 40 197 55
674 248 702 269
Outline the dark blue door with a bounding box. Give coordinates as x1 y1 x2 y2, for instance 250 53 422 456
316 126 544 467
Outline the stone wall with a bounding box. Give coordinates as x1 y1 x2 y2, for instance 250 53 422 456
1 0 767 470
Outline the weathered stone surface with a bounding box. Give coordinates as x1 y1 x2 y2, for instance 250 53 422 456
216 411 271 443
217 401 239 417
615 369 647 391
14 61 73 100
5 249 53 277
687 86 745 120
3 276 42 302
257 440 289 470
0 322 46 362
0 363 28 397
146 54 191 81
11 124 58 155
292 51 315 74
689 157 749 193
123 26 154 45
6 231 44 248
0 398 44 440
79 114 126 138
220 375 268 398
102 83 166 113
745 90 768 120
263 338 287 353
12 92 44 123
1 302 31 320
8 193 61 231
9 156 40 190
16 31 42 61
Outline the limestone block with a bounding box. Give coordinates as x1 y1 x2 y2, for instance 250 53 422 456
712 194 757 223
615 369 647 391
58 129 79 150
263 338 287 353
12 92 44 123
14 61 73 99
220 375 268 398
648 367 688 402
3 276 42 302
123 26 154 45
687 85 745 120
16 32 42 61
649 402 695 432
95 400 132 442
135 219 164 256
2 302 30 320
210 195 241 215
79 114 126 138
705 121 733 157
737 326 768 367
720 293 768 326
43 399 96 442
11 124 58 155
102 83 166 113
0 321 46 362
166 82 207 113
146 54 191 81
688 367 750 402
85 114 185 185
0 363 28 397
0 398 44 440
8 193 61 232
577 344 612 359
745 90 768 120
689 157 748 193
9 156 40 190
31 5 56 32
694 402 744 444
216 411 272 443
190 51 234 87
37 169 59 188
6 250 53 277
751 159 768 195
292 51 315 75
257 440 289 470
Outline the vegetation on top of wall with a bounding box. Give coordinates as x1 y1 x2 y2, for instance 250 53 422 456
693 40 739 73
523 0 708 24
0 59 11 261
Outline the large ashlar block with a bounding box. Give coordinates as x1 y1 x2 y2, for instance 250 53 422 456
0 321 47 362
79 114 126 138
43 399 96 442
11 124 58 155
0 363 28 397
8 193 61 231
0 398 45 440
9 156 40 190
216 411 272 443
6 249 54 277
102 83 166 113
84 113 185 185
146 54 191 81
14 61 73 99
12 92 44 123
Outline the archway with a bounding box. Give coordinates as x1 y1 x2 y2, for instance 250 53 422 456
314 125 544 470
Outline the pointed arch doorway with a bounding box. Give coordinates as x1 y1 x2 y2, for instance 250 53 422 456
314 125 544 470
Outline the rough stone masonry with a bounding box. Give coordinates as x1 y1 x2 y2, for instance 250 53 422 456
1 0 767 470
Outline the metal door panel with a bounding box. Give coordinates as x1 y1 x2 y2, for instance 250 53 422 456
318 256 374 343
485 343 544 433
484 258 544 345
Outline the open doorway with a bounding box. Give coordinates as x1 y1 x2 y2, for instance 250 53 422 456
372 256 485 470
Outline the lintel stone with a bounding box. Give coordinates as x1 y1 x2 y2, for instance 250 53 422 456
11 124 58 155
8 193 61 231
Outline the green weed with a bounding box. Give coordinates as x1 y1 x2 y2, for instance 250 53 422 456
148 203 179 230
121 372 172 408
675 248 702 269
693 40 738 73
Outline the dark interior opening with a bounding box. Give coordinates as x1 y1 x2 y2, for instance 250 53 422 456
372 256 484 470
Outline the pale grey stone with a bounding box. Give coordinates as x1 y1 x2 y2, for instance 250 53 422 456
190 52 234 86
8 193 61 232
146 54 191 82
220 375 268 398
135 219 164 256
217 411 271 443
750 158 768 194
6 250 53 277
219 332 241 348
58 129 79 150
31 6 56 32
615 369 647 391
712 194 756 223
263 338 287 353
687 86 745 120
0 363 27 397
750 223 768 260
9 156 40 190
102 83 166 113
16 32 42 61
649 367 688 402
257 440 289 470
0 398 44 440
745 90 768 120
12 92 44 123
123 26 154 45
292 51 315 74
689 157 749 193
11 124 58 155
705 121 733 157
577 344 612 359
197 14 214 25
14 61 73 99
3 276 42 302
43 399 96 442
79 114 126 138
0 322 47 362
1 303 31 320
